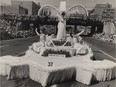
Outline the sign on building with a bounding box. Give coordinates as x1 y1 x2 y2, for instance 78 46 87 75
102 8 115 21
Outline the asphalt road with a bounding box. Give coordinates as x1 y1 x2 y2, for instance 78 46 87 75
0 36 116 87
83 37 116 62
0 36 39 56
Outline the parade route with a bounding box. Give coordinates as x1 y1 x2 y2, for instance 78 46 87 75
0 36 115 62
0 36 116 87
83 37 116 62
0 0 116 86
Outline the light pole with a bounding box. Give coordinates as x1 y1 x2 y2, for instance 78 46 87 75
1 0 4 14
1 0 2 14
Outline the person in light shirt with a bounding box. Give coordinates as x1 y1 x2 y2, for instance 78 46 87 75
63 30 84 46
35 27 47 47
25 27 55 56
72 29 84 44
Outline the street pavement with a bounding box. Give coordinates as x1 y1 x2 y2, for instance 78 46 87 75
0 36 39 56
0 36 116 87
83 37 116 62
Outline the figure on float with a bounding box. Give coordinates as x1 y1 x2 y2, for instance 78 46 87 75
57 12 66 40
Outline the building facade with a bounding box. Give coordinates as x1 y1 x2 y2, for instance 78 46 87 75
94 3 115 20
0 5 28 15
94 4 116 34
0 6 2 14
11 0 40 15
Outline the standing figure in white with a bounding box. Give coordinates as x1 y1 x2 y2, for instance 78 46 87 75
57 12 66 40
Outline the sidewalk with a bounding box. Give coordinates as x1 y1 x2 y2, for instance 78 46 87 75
0 36 39 46
92 37 116 45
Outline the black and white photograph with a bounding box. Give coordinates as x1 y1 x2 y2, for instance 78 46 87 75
0 0 116 87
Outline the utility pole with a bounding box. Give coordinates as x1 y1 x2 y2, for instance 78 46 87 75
1 0 4 14
0 0 2 14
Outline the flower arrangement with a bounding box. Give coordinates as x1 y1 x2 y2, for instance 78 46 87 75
50 40 72 46
52 40 66 46
41 49 71 57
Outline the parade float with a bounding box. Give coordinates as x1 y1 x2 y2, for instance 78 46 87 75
0 2 116 87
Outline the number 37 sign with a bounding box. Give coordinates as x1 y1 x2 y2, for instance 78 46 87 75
48 62 53 67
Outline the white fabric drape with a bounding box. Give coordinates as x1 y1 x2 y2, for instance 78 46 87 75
0 52 116 86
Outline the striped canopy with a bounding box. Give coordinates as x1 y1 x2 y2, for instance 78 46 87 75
38 5 60 17
66 4 88 17
38 4 88 18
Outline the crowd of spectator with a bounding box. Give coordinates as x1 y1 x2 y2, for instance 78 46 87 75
0 14 58 40
0 13 101 24
68 12 99 20
0 14 115 41
0 14 38 21
0 18 35 40
93 33 116 43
